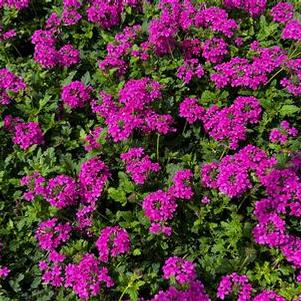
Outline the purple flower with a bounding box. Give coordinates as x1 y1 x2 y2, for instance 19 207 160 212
162 256 197 285
96 226 130 262
61 81 92 109
270 2 294 24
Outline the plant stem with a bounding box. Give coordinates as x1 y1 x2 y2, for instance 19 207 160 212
156 133 160 161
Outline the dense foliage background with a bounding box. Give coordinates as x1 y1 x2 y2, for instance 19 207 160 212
0 0 301 300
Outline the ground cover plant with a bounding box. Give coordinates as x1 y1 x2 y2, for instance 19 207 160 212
0 0 301 300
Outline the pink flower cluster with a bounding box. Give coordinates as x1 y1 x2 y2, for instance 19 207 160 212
253 290 286 301
87 0 140 29
148 2 237 56
202 37 229 64
162 256 196 285
96 226 131 263
65 253 114 300
91 78 175 142
179 97 205 124
168 169 194 200
35 218 72 252
217 273 252 301
0 68 26 105
0 26 16 42
4 117 44 150
79 156 110 205
121 147 160 184
147 255 210 300
269 120 298 145
61 81 92 109
180 96 261 149
224 0 267 17
0 0 29 9
201 145 276 198
253 163 301 271
149 280 211 301
281 58 301 96
99 25 142 76
84 126 104 151
21 156 110 231
31 29 79 68
202 96 262 149
194 7 238 38
177 59 204 84
20 172 46 201
62 0 82 26
270 2 294 24
143 190 177 236
45 175 78 208
211 45 287 90
282 19 301 41
143 169 194 234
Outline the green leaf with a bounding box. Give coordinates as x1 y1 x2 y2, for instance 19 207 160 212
279 105 300 116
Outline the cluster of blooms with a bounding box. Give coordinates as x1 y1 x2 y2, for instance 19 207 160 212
143 190 177 236
269 120 298 145
253 163 301 272
211 45 288 89
12 121 44 150
0 26 16 42
0 68 26 105
181 39 202 60
148 1 237 56
223 0 267 17
99 25 142 76
149 280 211 301
62 0 82 26
180 96 261 149
270 2 294 24
39 254 65 287
179 97 205 124
168 169 194 200
120 147 160 184
194 7 238 38
87 0 140 29
217 273 253 301
44 175 78 208
201 145 276 198
20 172 46 201
162 256 196 285
4 116 44 150
91 78 175 142
35 218 72 252
96 226 130 263
0 0 29 9
147 256 210 300
148 0 183 56
202 96 261 149
282 19 301 41
280 58 301 96
31 28 79 68
202 37 229 64
143 169 194 235
0 243 10 279
21 156 110 233
35 216 126 299
65 253 114 300
61 81 92 109
177 59 204 84
253 290 286 301
79 156 110 205
202 140 301 273
84 126 104 151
